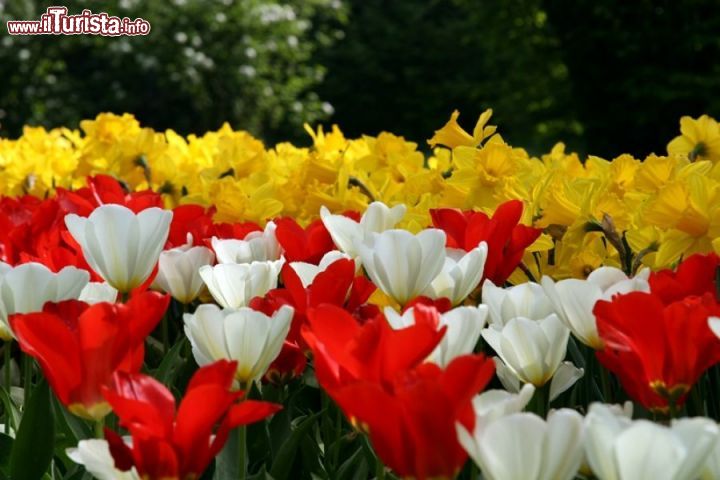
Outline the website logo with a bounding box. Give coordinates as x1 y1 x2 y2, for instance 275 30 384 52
7 6 151 36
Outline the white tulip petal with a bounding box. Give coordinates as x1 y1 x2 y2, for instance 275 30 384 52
492 357 521 393
184 304 292 384
199 261 280 309
476 413 545 480
584 403 633 480
155 246 214 303
360 202 406 232
471 383 535 430
586 267 632 291
79 282 119 304
549 361 584 401
671 418 719 480
614 422 684 480
0 263 89 338
541 409 585 480
65 205 172 292
709 317 720 340
358 229 445 305
67 439 138 480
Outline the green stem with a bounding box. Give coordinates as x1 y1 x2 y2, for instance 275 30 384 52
161 313 169 354
530 383 550 418
469 461 480 479
690 384 705 417
3 343 12 433
376 458 386 480
668 397 679 420
599 363 612 404
94 418 105 439
22 354 31 399
238 379 251 480
3 343 11 394
238 424 247 480
332 406 342 468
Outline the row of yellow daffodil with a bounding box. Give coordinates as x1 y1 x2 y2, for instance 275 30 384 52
1 110 719 281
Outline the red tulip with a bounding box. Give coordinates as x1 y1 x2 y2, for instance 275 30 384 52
56 174 163 216
264 341 307 385
250 258 377 345
594 291 720 411
404 296 453 314
165 204 217 248
649 252 720 305
303 304 445 389
212 220 264 242
103 360 281 480
165 204 263 249
10 291 170 420
274 217 335 264
0 194 101 279
430 200 541 284
304 304 494 479
249 259 380 382
333 356 494 479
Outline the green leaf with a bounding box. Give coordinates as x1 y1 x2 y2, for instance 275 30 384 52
9 380 55 480
51 394 90 444
269 412 322 480
247 470 276 480
212 427 239 480
153 337 187 385
335 446 369 480
300 435 327 479
0 387 20 434
0 433 13 474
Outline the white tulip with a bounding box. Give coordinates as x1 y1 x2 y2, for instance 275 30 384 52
211 221 281 264
289 251 353 288
385 304 488 367
548 361 585 402
541 267 650 349
470 383 536 431
493 356 522 393
457 409 584 480
482 314 569 387
154 243 215 304
78 282 119 304
0 262 89 339
584 403 719 480
356 228 446 305
67 439 138 480
65 204 173 293
199 260 282 309
482 279 555 327
320 201 406 258
482 314 582 399
184 304 293 384
708 316 720 340
492 356 582 402
423 243 488 305
701 431 720 479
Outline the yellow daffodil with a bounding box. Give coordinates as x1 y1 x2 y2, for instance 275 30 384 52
427 109 496 149
668 114 720 162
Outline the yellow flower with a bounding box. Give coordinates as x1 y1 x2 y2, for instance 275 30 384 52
667 115 720 162
427 109 496 149
642 175 720 266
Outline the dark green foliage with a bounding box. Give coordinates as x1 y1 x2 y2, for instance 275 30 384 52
1 0 719 158
0 0 346 143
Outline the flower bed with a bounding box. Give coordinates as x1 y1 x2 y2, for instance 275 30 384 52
0 111 719 479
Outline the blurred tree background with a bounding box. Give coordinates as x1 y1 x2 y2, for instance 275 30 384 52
1 0 719 158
